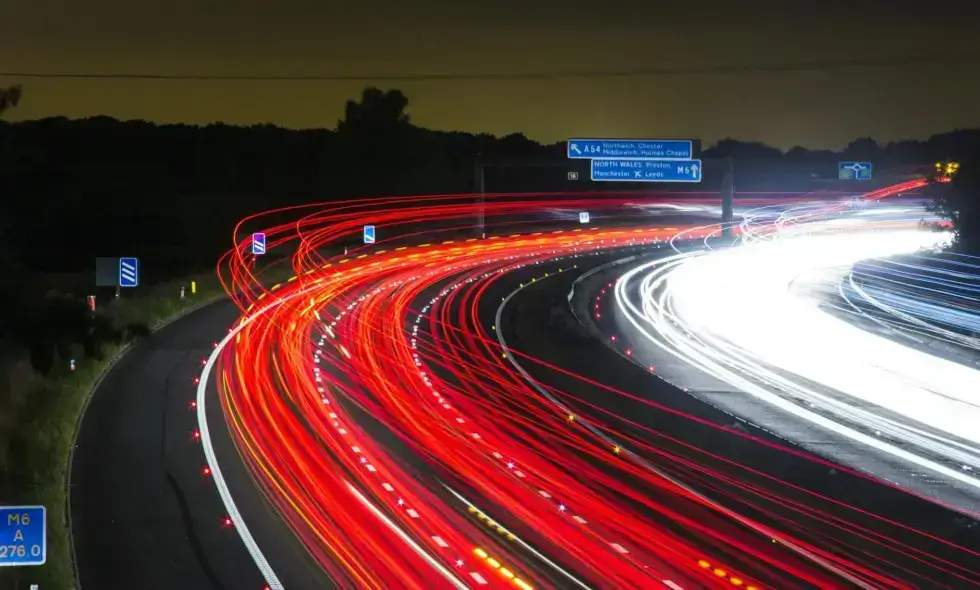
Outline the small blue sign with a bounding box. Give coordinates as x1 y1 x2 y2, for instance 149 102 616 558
568 139 693 161
0 506 46 566
118 257 139 288
591 159 702 183
579 212 590 224
839 162 873 180
363 225 376 244
251 232 266 256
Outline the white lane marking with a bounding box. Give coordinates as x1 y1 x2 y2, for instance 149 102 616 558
470 572 488 585
346 482 470 589
198 302 286 589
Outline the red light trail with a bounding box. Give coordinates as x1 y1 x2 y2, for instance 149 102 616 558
196 185 977 590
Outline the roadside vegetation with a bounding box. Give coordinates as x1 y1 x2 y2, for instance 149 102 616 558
0 271 231 588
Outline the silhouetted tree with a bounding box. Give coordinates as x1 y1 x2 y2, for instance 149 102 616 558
0 86 979 274
843 137 880 162
337 87 410 133
0 85 21 119
0 85 22 277
929 160 980 253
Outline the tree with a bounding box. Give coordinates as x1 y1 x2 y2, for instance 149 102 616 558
335 88 414 194
929 160 980 253
843 137 879 161
0 85 22 276
337 87 410 133
0 85 21 119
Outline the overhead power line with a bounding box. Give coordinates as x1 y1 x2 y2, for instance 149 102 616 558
0 52 977 82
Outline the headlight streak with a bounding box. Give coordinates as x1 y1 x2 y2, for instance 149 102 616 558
612 200 980 494
195 185 980 590
492 270 875 590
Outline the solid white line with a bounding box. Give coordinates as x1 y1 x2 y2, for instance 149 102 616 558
197 299 287 589
200 281 472 590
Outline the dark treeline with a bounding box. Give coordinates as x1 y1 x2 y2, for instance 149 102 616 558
2 86 980 278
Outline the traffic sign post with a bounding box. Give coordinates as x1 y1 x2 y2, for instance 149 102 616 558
118 257 139 288
363 225 376 244
838 162 873 180
579 212 590 224
251 232 267 256
0 506 46 566
568 139 693 160
591 159 702 183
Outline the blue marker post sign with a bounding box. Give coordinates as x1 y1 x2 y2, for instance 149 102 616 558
0 506 46 566
838 162 873 180
251 232 267 256
363 225 376 244
591 159 703 183
118 257 140 288
568 139 693 161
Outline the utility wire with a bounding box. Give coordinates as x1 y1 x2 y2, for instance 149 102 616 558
0 52 977 82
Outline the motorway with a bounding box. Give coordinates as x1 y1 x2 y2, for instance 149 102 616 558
71 300 271 589
71 188 980 589
70 299 334 589
595 194 980 512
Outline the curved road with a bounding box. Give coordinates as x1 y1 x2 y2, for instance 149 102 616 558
70 299 331 589
69 188 980 589
498 250 980 589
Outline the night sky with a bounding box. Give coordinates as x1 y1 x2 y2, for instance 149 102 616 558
2 0 978 149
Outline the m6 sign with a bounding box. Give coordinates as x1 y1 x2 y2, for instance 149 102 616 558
0 506 46 566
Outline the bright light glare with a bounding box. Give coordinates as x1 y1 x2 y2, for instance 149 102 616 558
619 226 980 488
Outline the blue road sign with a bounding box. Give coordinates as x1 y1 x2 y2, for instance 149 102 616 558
579 212 590 224
118 257 139 288
839 161 873 180
568 139 693 160
363 225 376 244
591 159 703 183
0 506 46 566
252 232 267 256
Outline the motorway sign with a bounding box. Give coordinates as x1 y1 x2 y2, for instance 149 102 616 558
567 171 579 181
0 506 46 566
363 225 376 244
591 159 702 183
568 139 693 160
839 161 873 180
251 232 266 256
118 257 139 288
579 212 590 224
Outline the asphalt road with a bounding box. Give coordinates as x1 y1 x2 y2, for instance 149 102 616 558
489 247 980 589
68 231 980 589
70 299 330 590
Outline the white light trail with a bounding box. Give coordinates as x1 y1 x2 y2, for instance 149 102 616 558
614 215 980 491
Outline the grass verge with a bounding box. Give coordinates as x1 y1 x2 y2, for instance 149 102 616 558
2 269 258 590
